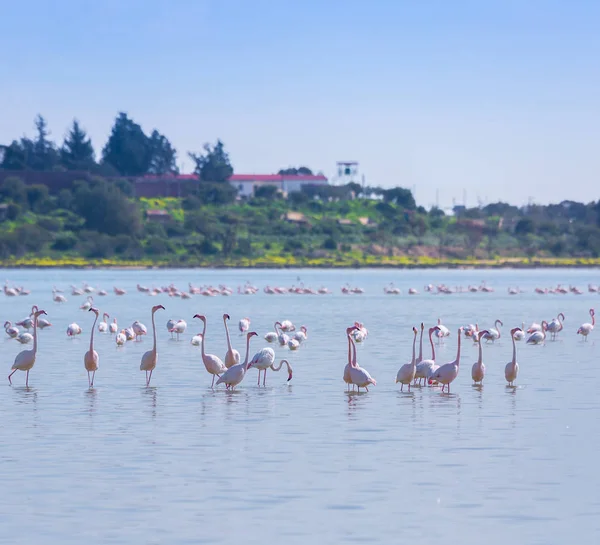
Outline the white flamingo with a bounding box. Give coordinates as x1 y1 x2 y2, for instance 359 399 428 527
471 330 489 385
343 326 356 391
67 323 82 337
216 332 258 390
293 326 308 344
4 321 19 338
194 315 227 387
415 326 440 386
396 327 418 392
287 339 300 350
16 332 33 344
124 327 135 341
238 317 251 334
166 319 177 338
169 319 187 341
546 312 564 341
513 322 525 341
53 290 67 303
435 318 450 343
249 346 276 385
8 308 47 386
526 321 548 345
577 309 595 341
98 312 109 333
191 332 203 346
223 314 241 368
482 319 502 343
140 305 165 386
348 326 376 391
80 296 94 311
115 329 127 346
249 358 293 383
280 320 295 332
109 318 118 334
505 327 522 386
264 321 281 343
431 327 463 393
132 320 147 341
85 308 100 387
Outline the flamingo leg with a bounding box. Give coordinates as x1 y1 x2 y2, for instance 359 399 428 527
88 371 91 387
91 371 96 386
408 383 411 392
145 370 148 384
365 386 369 392
263 369 267 387
8 370 17 385
400 384 404 392
211 374 216 388
25 370 29 387
257 370 261 386
147 370 153 386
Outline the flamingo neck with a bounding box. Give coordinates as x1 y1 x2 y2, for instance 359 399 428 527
347 334 352 366
151 310 157 354
224 318 233 351
32 316 38 354
455 329 462 366
429 330 436 360
477 333 483 364
411 333 417 368
418 328 423 361
242 335 252 369
90 313 98 352
351 335 357 367
592 312 596 326
496 320 502 339
200 319 208 358
512 333 517 363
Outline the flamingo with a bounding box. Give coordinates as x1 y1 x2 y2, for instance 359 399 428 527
415 326 440 386
348 327 376 391
513 322 525 341
15 332 33 344
396 327 418 391
4 321 19 338
238 317 251 334
80 296 94 311
67 323 82 337
505 327 522 386
16 313 33 330
216 332 258 390
482 319 503 343
435 318 450 343
191 332 203 346
194 315 227 387
124 327 135 341
249 358 293 383
223 314 241 368
431 327 463 393
264 321 281 343
85 308 100 387
546 312 565 341
140 305 165 386
249 347 276 386
115 329 127 346
527 321 548 345
280 320 295 332
114 286 126 296
53 290 67 303
577 309 595 341
169 319 187 341
98 313 109 333
471 330 489 385
8 308 47 386
343 326 356 391
132 320 147 341
352 322 368 343
109 318 118 334
36 313 52 329
293 326 308 344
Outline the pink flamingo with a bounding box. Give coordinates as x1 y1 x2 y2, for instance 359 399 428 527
431 327 463 393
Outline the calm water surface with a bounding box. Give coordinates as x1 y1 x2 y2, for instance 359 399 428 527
1 268 599 544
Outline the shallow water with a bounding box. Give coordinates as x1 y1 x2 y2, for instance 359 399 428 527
0 268 599 544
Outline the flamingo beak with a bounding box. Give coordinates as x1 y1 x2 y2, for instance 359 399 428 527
287 373 293 382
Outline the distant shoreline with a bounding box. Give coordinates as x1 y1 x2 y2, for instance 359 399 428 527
1 257 600 270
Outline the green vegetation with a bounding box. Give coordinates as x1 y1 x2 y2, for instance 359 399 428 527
1 112 600 268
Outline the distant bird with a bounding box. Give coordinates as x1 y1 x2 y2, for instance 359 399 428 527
140 305 165 386
526 321 548 345
264 321 281 343
287 338 300 350
115 329 127 346
85 308 100 387
109 318 118 334
15 332 33 344
191 332 203 346
132 320 147 341
169 319 187 341
293 326 308 344
80 296 94 311
8 308 47 386
505 327 522 386
216 331 258 390
546 312 565 341
577 308 595 341
280 320 295 332
482 319 502 343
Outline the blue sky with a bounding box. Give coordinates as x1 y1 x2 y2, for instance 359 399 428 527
1 0 599 208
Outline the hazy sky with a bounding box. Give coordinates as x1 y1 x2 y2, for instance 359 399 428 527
2 0 599 208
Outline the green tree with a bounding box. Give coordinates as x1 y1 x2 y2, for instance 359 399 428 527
382 187 416 209
148 130 178 175
0 141 28 170
278 166 314 175
60 120 96 170
101 112 151 176
30 115 59 170
188 140 233 183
